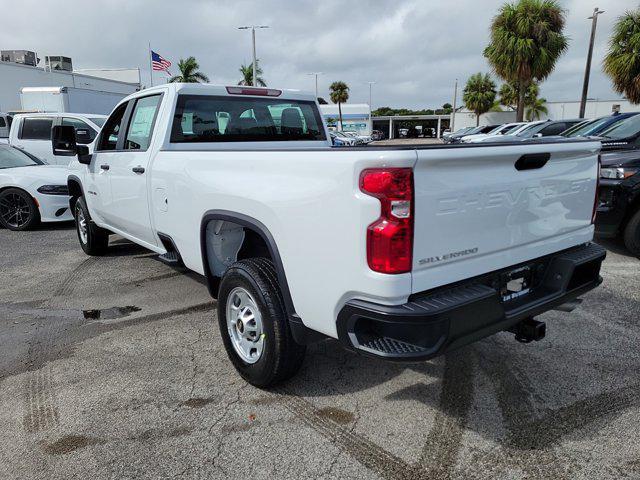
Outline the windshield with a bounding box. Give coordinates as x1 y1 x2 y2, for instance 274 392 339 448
486 125 505 134
464 126 483 135
516 123 544 137
599 114 640 140
0 146 44 169
501 124 521 134
562 119 595 137
89 117 106 127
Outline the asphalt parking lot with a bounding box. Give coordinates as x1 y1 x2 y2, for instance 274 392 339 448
1 224 639 480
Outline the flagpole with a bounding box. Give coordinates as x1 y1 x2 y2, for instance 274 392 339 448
148 42 153 87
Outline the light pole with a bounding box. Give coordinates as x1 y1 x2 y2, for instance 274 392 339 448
579 7 604 118
307 72 322 99
238 25 269 86
368 81 376 109
451 78 458 132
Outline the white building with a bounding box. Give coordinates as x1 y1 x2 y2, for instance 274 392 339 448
452 98 637 130
543 99 635 120
320 103 371 135
0 60 140 112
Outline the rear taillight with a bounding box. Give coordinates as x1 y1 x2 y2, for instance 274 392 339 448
592 155 601 224
359 168 413 274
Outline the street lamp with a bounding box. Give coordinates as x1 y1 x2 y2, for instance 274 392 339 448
238 25 269 86
307 72 323 99
368 81 376 109
451 78 458 131
579 7 604 118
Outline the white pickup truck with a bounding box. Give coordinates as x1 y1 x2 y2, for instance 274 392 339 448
52 83 606 387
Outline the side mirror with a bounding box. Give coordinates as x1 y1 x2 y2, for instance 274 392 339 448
77 145 92 165
51 125 77 156
533 133 543 138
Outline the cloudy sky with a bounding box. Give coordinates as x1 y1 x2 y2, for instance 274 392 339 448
0 0 634 109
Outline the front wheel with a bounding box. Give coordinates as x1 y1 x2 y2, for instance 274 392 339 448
218 258 306 387
75 196 109 256
623 209 640 257
0 188 40 231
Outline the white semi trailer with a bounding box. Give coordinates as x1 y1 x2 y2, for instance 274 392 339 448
20 86 126 115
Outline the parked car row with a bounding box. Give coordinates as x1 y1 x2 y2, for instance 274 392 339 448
329 130 372 146
445 112 640 146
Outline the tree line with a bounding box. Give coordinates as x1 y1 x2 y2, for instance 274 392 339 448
464 1 640 125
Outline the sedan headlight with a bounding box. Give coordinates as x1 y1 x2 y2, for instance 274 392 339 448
600 167 638 180
37 185 69 195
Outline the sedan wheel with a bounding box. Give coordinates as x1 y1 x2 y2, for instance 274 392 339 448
0 188 39 231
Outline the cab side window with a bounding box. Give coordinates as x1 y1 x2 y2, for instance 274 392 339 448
124 95 162 151
97 103 128 151
62 118 97 145
20 118 53 140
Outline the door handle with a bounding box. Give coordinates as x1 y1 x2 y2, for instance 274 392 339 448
515 153 550 171
132 166 145 174
100 164 110 170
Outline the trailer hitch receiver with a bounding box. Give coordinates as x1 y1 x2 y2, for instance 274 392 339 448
509 317 546 344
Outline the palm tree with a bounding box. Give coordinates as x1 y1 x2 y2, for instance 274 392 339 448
484 0 568 121
329 81 349 131
168 57 209 83
526 97 548 120
603 9 640 104
498 83 518 110
238 60 266 87
462 73 497 126
523 83 547 120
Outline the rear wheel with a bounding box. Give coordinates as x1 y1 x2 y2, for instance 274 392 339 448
623 209 640 257
75 196 109 255
217 258 306 387
0 188 40 231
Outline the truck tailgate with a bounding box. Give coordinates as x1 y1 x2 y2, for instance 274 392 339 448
411 141 600 294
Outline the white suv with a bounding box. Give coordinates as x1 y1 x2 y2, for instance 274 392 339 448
9 113 106 165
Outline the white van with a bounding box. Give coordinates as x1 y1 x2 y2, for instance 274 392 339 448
0 113 13 141
8 113 106 165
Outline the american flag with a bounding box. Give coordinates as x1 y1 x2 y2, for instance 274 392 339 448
151 51 171 72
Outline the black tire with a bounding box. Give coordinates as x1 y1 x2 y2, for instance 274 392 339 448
75 196 109 256
623 209 640 257
217 258 306 387
0 187 40 231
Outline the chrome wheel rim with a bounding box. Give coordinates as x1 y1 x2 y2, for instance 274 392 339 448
0 192 31 228
226 287 264 364
76 206 88 244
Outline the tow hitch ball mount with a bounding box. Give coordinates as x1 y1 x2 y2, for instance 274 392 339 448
509 317 546 344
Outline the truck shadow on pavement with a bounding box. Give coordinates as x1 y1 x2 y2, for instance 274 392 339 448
595 236 638 259
273 336 640 479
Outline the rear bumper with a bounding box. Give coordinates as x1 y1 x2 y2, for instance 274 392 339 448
336 243 605 361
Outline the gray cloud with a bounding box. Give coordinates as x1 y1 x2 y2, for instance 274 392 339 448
0 0 634 109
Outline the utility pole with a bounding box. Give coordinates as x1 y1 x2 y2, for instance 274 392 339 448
238 25 269 86
451 78 458 131
307 72 322 99
579 7 604 118
368 81 376 109
148 42 153 87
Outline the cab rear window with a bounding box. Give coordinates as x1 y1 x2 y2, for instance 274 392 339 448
170 95 326 143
